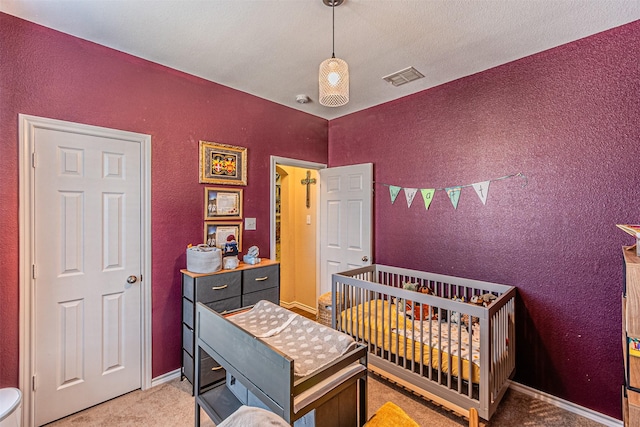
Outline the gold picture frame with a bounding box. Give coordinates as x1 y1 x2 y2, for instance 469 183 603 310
204 187 243 220
204 221 243 252
199 140 247 185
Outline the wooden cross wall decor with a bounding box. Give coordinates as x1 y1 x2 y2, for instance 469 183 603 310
301 170 316 208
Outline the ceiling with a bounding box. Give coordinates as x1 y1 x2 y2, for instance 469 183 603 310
2 1 639 120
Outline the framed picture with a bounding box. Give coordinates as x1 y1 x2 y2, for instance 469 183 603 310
205 187 243 220
204 221 242 252
199 140 247 185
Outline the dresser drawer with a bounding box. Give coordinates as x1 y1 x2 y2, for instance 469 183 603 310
183 349 225 388
243 265 279 294
184 296 241 329
183 323 194 357
198 272 242 303
205 296 242 314
183 275 196 302
183 298 195 329
182 349 194 384
201 354 226 386
243 287 279 307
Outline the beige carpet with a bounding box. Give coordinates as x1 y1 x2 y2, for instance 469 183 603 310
47 374 607 427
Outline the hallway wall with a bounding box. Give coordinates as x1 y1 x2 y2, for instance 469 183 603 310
279 166 318 311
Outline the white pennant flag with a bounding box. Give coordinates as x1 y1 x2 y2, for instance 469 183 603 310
404 188 418 208
472 181 491 205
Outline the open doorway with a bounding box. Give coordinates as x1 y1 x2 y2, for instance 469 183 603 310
270 156 325 316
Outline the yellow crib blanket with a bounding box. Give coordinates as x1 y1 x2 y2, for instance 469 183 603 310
340 299 481 384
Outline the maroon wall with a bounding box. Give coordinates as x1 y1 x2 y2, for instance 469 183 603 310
328 21 640 418
2 10 638 420
0 13 327 383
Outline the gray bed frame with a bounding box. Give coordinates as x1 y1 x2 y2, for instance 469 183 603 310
332 264 516 424
194 302 368 426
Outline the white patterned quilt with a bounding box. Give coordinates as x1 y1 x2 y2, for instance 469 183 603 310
393 321 481 367
229 300 356 377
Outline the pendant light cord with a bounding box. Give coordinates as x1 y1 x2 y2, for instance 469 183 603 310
331 0 336 58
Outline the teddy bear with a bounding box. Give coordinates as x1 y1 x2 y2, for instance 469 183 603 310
399 282 433 320
470 293 497 307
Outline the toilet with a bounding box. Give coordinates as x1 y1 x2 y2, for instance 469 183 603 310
0 388 21 427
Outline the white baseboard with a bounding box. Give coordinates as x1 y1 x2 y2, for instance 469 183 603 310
151 368 181 387
509 381 622 427
279 300 317 315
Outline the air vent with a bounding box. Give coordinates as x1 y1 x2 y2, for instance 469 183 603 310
382 66 425 87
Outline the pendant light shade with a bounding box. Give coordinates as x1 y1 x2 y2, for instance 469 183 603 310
319 0 349 107
319 57 349 107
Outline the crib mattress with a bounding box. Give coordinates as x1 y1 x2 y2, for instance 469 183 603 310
340 299 481 383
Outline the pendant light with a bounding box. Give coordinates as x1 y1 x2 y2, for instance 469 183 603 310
319 0 349 107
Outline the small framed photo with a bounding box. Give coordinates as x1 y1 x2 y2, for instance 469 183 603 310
204 221 242 251
199 140 247 186
205 187 243 220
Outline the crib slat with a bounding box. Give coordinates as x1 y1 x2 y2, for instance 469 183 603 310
467 321 473 398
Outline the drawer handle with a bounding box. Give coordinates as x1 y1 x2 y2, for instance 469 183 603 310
254 276 269 281
211 366 223 371
211 285 228 290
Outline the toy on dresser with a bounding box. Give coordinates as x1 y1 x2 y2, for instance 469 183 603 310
243 246 261 265
223 235 239 256
223 235 239 269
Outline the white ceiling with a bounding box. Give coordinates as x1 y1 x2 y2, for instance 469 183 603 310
2 1 639 120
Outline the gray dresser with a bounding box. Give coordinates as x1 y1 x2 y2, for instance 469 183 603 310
181 260 280 392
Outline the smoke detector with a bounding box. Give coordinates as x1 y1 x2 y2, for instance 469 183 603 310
296 94 311 104
382 66 425 87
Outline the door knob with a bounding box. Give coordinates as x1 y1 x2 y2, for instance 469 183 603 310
362 256 369 262
127 275 138 284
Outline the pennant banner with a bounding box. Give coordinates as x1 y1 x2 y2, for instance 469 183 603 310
445 187 461 209
380 173 525 212
389 185 401 204
420 189 435 210
472 181 490 205
404 188 418 208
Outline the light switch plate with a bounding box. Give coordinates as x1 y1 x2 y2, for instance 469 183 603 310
245 217 256 230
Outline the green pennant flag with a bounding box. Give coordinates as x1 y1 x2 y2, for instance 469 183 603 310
445 186 461 209
389 185 401 204
420 189 435 210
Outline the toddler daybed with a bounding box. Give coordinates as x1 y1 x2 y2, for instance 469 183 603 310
194 300 368 426
331 264 516 424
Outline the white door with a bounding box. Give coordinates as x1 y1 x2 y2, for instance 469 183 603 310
33 126 142 425
319 163 373 295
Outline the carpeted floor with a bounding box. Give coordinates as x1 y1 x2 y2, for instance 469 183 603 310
47 374 608 427
45 308 610 427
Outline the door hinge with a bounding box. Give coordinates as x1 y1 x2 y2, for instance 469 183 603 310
32 264 37 279
32 374 37 391
32 152 36 168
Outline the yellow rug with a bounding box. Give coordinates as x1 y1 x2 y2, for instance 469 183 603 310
365 402 419 427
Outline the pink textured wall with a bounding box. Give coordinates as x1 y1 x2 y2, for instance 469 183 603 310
0 13 327 383
328 21 640 418
2 9 638 420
